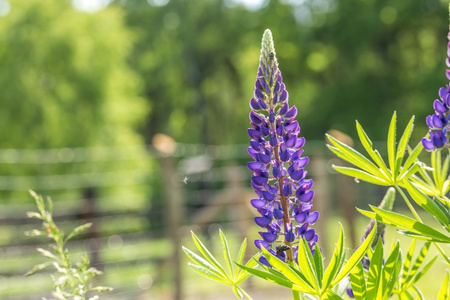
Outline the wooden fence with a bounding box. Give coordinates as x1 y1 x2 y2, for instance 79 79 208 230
0 138 387 299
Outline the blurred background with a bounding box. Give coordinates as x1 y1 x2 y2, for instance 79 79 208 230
0 0 449 299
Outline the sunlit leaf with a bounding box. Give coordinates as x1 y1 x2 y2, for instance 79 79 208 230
331 223 377 286
322 224 345 292
387 111 397 179
219 229 234 277
332 166 390 186
349 261 366 300
366 240 383 299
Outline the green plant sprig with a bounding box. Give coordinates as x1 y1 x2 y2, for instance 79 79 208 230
25 190 111 300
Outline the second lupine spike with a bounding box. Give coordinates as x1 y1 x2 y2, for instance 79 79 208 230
248 29 319 265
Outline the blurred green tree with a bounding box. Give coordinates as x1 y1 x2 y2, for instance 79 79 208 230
0 0 147 149
0 0 149 200
116 0 447 145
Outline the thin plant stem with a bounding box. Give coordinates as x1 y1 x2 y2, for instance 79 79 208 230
292 290 301 300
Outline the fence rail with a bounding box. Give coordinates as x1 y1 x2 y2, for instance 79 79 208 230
0 140 384 299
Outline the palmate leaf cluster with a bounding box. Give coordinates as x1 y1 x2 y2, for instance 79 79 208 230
349 239 436 300
328 112 450 248
26 191 111 300
182 230 260 299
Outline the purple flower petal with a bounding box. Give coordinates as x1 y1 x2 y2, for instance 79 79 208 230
262 232 277 243
252 176 268 186
255 216 271 227
254 239 270 250
295 211 307 223
280 89 288 102
299 190 314 203
304 229 315 241
250 111 263 125
285 106 297 118
247 161 264 172
251 198 266 209
422 137 435 151
262 191 275 201
306 211 319 224
250 98 261 110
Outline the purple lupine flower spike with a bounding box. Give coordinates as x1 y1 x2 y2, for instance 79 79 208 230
422 18 450 151
248 29 318 264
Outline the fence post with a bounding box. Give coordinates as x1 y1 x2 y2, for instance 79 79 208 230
152 134 183 300
81 187 100 269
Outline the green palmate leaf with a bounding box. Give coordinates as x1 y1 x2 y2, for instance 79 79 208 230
322 224 345 292
403 242 430 285
411 255 436 285
395 115 415 177
182 246 227 280
382 242 401 299
332 166 390 186
366 240 383 299
232 285 243 299
235 252 261 284
404 180 450 226
235 238 247 280
190 231 231 280
326 134 388 181
188 263 231 285
356 120 390 177
235 262 304 292
331 223 377 286
358 207 450 243
398 142 424 180
322 290 344 300
438 272 450 300
313 244 324 286
387 111 397 178
219 229 234 277
297 238 319 291
261 247 316 294
349 261 366 300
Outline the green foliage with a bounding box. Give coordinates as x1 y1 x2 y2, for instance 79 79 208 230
25 190 111 299
348 239 435 299
238 224 377 299
182 230 260 299
327 112 420 186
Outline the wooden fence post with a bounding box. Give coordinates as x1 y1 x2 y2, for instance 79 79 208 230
152 134 183 300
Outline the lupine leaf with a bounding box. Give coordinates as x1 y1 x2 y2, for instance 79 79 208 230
261 247 316 293
219 229 234 278
236 285 253 300
296 238 319 292
232 285 243 299
235 238 247 280
404 180 450 226
359 206 450 243
322 290 343 300
409 255 437 285
235 262 305 292
381 242 400 299
366 239 383 299
355 120 391 177
187 263 231 285
398 164 421 182
313 243 324 287
235 252 261 284
432 151 442 191
387 111 397 179
182 246 227 281
326 135 387 180
349 261 366 300
322 224 344 292
438 272 450 300
190 231 231 280
399 141 423 180
332 166 390 186
331 223 377 286
404 242 430 285
395 116 414 178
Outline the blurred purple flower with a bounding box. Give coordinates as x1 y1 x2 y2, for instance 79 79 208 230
247 29 318 264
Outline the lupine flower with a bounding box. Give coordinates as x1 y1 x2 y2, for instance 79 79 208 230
422 31 450 151
247 29 319 264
